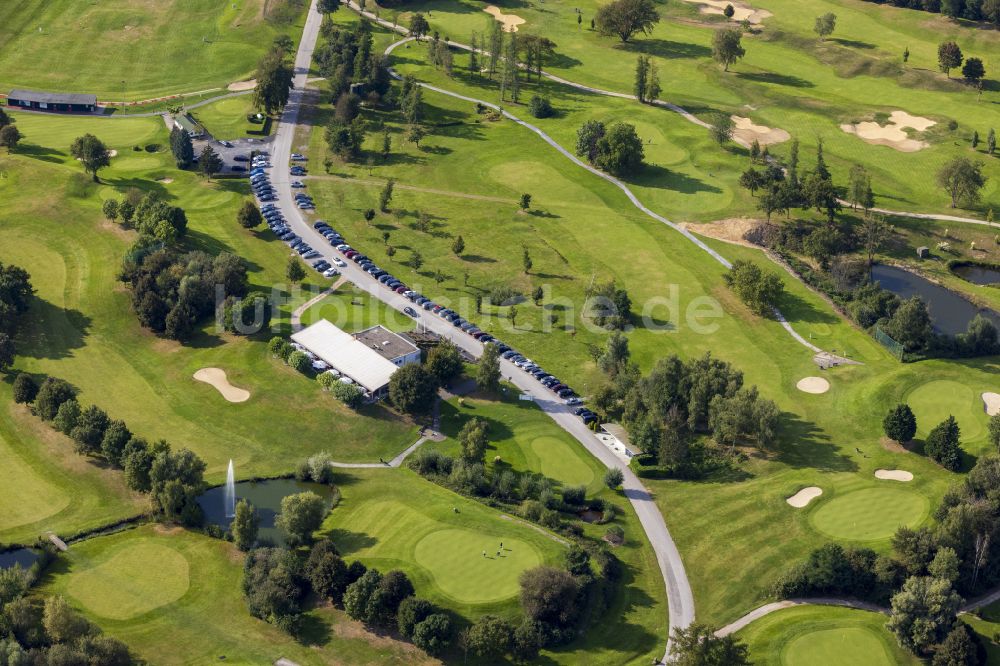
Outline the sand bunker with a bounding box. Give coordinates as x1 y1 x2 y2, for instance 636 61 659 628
840 110 936 153
731 115 791 147
796 377 830 394
787 486 822 508
875 469 914 482
682 0 772 24
156 177 174 184
483 6 526 32
983 392 1000 417
228 79 257 92
193 368 250 403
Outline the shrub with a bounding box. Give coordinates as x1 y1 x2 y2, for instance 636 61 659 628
561 485 586 506
307 451 335 484
604 467 624 489
12 373 38 404
412 613 451 655
288 351 312 374
605 524 625 545
529 95 554 119
330 380 364 408
34 377 76 420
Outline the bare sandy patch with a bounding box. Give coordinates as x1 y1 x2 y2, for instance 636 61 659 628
875 469 914 482
156 177 174 184
483 5 526 32
797 377 830 394
731 116 790 147
680 218 763 248
193 368 250 403
840 110 936 152
682 0 772 24
983 392 1000 417
227 79 257 92
787 486 822 508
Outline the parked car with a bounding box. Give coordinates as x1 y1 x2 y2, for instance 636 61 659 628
403 307 417 317
233 155 249 162
332 258 346 267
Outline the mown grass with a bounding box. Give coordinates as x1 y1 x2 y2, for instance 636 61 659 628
39 524 436 666
370 0 1000 217
191 95 271 141
0 112 418 511
0 0 308 99
738 604 920 665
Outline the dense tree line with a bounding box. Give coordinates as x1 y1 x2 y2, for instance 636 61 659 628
119 247 252 341
863 0 1000 26
253 38 295 115
13 373 207 525
102 191 189 244
0 262 33 373
575 120 645 176
0 569 132 666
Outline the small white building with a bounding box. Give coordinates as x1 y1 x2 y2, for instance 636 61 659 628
291 320 413 400
599 423 642 462
353 325 421 367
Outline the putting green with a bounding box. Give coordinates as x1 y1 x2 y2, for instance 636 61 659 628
530 436 595 487
908 380 983 441
810 487 929 541
782 627 894 665
414 529 542 604
0 434 69 531
66 541 190 620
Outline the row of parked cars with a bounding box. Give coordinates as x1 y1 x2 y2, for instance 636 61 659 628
250 153 275 202
325 234 584 407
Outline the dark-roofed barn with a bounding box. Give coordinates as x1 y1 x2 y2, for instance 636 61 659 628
6 89 97 113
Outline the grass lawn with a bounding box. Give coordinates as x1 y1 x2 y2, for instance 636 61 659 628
191 95 271 141
907 378 986 440
809 486 930 542
0 0 307 99
40 524 435 666
739 605 920 665
961 602 1000 663
320 467 566 618
0 110 422 550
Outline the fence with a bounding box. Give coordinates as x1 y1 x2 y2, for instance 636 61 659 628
875 325 904 361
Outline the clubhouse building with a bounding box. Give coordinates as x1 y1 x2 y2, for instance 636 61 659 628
6 89 98 113
291 320 420 400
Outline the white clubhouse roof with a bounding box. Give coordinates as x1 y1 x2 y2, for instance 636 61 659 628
291 319 400 393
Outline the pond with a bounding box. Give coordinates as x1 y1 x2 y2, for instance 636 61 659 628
577 510 604 524
0 548 40 570
198 478 337 547
952 263 1000 286
871 264 1000 336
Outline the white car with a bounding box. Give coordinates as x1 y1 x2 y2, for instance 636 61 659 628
311 360 329 371
332 258 346 267
323 268 339 278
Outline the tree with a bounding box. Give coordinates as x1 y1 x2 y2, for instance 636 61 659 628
53 399 81 435
409 249 424 270
397 597 435 638
671 623 752 665
409 13 430 37
529 95 554 118
389 363 438 415
938 41 963 77
459 418 489 462
925 415 962 471
740 168 765 196
848 164 869 210
379 178 395 212
334 91 361 123
71 404 111 454
883 404 917 443
962 57 986 83
325 119 365 160
34 377 76 421
519 566 580 628
100 420 131 466
594 122 645 175
860 213 891 267
169 127 194 168
634 55 649 103
724 3 736 17
512 619 544 661
814 12 837 39
451 235 465 256
887 575 962 653
0 125 21 152
198 144 223 180
990 413 1000 451
12 373 38 404
405 124 426 147
712 28 745 71
344 569 382 623
275 491 326 546
0 334 13 374
43 596 91 645
604 467 624 489
933 625 978 666
465 615 513 658
286 257 306 284
723 260 784 316
576 120 606 163
476 343 501 393
886 297 932 353
595 0 660 42
237 201 263 230
252 48 293 114
520 193 532 210
988 128 996 155
426 341 463 385
231 499 260 551
412 613 451 655
522 248 532 274
937 157 987 208
70 134 111 181
318 0 340 13
645 60 661 102
709 112 735 145
368 570 415 627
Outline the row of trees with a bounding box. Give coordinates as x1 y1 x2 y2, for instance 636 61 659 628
267 335 366 407
13 373 207 524
863 0 1000 27
0 262 33 373
119 246 253 341
102 190 189 244
883 403 964 471
937 40 987 83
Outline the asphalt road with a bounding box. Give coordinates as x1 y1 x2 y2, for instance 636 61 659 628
271 1 693 660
